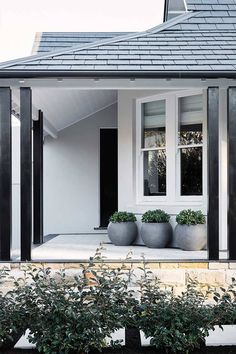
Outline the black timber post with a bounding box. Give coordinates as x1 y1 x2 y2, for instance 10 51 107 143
0 88 12 261
20 87 32 261
33 110 44 245
228 87 236 260
207 87 220 260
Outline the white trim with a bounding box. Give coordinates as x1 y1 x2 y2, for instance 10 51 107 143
136 92 170 204
141 147 166 152
175 89 206 203
136 89 205 206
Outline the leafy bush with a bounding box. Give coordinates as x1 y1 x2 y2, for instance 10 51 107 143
110 211 136 223
137 263 214 353
19 251 136 354
0 269 28 349
3 255 236 354
176 209 206 225
142 209 170 223
212 278 236 325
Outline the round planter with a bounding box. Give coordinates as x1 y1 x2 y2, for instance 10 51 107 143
108 222 137 246
140 223 172 248
174 224 207 251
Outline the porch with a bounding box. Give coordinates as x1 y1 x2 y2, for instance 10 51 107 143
0 77 235 262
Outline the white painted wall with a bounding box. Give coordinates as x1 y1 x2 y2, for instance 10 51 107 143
44 103 117 235
117 89 227 250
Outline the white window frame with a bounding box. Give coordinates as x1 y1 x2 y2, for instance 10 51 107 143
136 89 207 206
175 89 207 203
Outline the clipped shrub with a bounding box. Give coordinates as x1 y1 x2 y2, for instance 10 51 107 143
212 278 236 325
137 263 214 354
176 209 206 225
0 269 28 349
142 209 170 223
109 211 136 223
22 251 136 354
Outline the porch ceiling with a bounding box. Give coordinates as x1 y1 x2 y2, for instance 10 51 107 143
19 89 117 133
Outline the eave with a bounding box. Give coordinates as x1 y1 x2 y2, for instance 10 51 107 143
0 70 236 79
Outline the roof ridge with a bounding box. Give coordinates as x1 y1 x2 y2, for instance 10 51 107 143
0 11 198 70
41 31 134 35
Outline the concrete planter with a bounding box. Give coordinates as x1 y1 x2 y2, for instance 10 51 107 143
108 222 137 246
174 224 207 251
140 223 172 248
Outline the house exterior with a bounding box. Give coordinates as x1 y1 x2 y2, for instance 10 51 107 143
0 0 236 261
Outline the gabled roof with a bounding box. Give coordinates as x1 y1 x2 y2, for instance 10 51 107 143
0 0 236 76
32 32 133 54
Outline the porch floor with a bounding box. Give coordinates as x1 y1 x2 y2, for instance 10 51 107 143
19 233 227 261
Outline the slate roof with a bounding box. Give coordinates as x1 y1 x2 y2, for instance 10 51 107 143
32 32 132 54
0 0 236 75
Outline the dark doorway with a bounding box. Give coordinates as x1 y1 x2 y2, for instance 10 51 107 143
100 128 118 227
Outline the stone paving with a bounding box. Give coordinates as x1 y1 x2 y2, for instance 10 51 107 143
28 233 211 261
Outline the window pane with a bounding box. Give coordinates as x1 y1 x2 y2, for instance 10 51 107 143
144 150 166 196
180 147 202 196
142 100 166 148
178 94 203 145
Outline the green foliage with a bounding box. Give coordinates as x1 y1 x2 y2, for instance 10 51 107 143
0 269 28 349
212 278 236 326
142 209 170 223
20 250 137 354
109 211 136 223
2 255 236 354
176 209 206 225
137 263 214 353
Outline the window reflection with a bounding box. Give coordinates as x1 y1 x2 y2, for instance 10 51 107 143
181 147 202 196
144 150 166 196
143 100 166 148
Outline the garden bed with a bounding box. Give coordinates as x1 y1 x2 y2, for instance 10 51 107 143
1 347 236 354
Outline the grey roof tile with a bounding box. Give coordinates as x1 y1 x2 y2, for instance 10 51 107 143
1 0 236 73
31 32 133 54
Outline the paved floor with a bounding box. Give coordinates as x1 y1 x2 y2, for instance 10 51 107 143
11 233 227 261
28 233 211 261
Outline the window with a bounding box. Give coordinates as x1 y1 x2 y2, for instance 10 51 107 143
177 94 203 196
142 100 166 196
137 91 205 203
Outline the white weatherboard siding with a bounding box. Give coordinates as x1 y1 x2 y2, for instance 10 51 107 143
44 103 117 235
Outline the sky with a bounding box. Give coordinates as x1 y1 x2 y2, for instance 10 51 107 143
0 0 165 63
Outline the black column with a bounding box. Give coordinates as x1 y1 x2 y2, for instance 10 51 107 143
33 110 44 245
207 87 219 260
0 88 12 261
20 87 32 261
228 87 236 260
